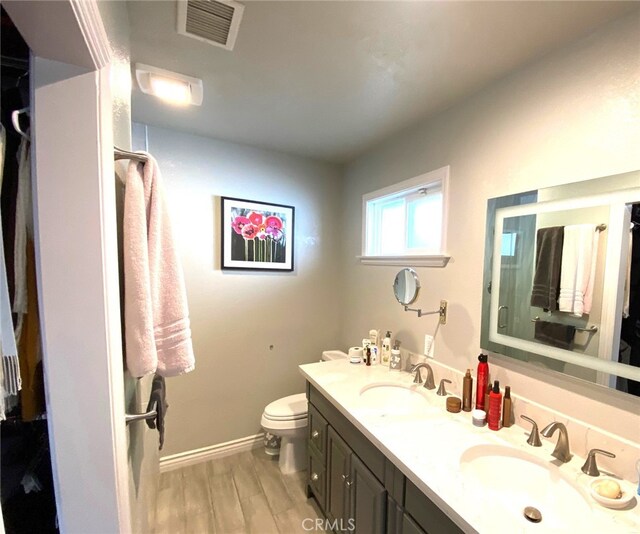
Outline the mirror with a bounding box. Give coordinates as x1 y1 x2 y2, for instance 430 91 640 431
481 170 640 398
394 268 420 305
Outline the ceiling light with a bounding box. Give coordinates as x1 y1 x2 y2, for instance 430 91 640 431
135 64 203 106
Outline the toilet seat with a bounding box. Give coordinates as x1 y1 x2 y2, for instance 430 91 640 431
263 393 307 420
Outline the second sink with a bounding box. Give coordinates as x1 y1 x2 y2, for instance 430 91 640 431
358 383 438 416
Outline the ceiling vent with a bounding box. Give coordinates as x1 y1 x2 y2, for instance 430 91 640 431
177 0 245 51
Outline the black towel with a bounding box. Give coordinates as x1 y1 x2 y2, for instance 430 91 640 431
530 226 564 312
145 374 168 450
534 321 576 349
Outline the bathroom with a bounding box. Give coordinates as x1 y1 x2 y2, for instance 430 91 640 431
1 1 639 533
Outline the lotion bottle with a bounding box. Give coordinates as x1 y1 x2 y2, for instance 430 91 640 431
488 380 502 431
502 386 512 427
381 331 392 366
462 369 473 412
389 341 401 371
475 354 489 410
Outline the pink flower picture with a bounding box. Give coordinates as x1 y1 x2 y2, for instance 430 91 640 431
222 197 294 271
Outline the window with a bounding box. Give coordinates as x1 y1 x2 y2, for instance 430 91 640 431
361 166 450 266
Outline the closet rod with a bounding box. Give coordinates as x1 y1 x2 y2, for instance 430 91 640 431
114 146 148 162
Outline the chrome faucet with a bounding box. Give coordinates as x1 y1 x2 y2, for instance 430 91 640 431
541 421 571 463
410 362 435 390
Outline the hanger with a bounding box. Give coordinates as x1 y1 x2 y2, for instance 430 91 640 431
11 107 30 142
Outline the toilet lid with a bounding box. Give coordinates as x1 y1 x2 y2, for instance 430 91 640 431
264 393 308 420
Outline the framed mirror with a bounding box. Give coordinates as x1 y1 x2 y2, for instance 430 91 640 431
393 268 420 305
481 170 640 398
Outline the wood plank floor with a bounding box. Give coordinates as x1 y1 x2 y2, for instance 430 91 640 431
154 448 326 534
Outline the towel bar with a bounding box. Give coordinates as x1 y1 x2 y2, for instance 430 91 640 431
531 317 598 333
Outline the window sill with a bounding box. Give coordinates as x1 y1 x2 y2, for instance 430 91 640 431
357 255 451 267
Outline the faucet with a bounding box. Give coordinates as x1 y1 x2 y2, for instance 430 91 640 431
520 415 542 447
581 449 616 476
436 378 451 396
540 421 571 463
410 362 436 390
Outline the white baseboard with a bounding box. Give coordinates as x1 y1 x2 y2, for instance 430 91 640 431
160 433 264 472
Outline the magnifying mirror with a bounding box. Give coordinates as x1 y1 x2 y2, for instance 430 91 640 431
393 268 420 305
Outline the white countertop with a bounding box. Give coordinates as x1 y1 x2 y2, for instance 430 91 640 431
299 359 640 534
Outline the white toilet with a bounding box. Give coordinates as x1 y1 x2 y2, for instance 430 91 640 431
261 350 347 474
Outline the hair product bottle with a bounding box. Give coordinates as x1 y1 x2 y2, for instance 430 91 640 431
475 354 489 410
488 380 502 431
365 347 371 366
502 386 512 428
462 369 473 412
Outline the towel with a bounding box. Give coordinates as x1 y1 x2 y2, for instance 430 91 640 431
13 135 32 341
530 226 564 311
558 224 599 316
145 374 168 450
0 123 20 412
124 154 195 377
534 320 576 349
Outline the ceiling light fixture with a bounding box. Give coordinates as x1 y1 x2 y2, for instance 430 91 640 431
135 64 203 106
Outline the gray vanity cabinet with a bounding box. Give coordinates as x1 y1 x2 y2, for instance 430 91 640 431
306 383 462 534
326 426 352 527
350 454 386 534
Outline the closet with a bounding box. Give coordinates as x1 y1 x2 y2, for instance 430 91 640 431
0 6 57 533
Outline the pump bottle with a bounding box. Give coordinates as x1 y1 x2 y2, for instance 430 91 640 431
488 380 502 431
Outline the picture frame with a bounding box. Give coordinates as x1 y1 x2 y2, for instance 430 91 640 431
221 196 295 271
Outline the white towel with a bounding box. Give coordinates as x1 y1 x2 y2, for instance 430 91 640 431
0 124 21 413
558 224 599 317
13 135 32 341
124 154 195 378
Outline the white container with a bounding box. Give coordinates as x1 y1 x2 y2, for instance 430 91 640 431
381 331 392 366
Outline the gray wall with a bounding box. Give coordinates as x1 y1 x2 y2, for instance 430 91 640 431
340 13 640 440
137 124 343 456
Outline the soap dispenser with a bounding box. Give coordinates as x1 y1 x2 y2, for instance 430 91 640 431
381 331 392 366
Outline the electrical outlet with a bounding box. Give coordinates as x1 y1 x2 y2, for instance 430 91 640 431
424 334 434 358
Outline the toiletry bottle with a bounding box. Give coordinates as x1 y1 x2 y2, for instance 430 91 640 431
365 347 371 366
484 383 491 414
390 341 401 371
502 386 512 428
462 369 473 412
488 380 502 431
369 329 379 351
475 354 489 410
381 331 392 366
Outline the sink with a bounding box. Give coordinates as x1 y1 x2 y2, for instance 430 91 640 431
460 444 592 530
358 383 438 416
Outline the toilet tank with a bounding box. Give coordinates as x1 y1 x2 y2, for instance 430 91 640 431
321 350 347 361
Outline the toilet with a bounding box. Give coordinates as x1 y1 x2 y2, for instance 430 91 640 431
261 350 347 474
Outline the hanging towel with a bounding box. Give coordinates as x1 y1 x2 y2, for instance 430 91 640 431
13 135 32 341
530 226 564 311
0 123 20 415
558 224 599 316
534 320 576 349
124 154 195 377
145 374 168 450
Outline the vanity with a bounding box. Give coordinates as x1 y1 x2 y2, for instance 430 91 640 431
300 359 640 534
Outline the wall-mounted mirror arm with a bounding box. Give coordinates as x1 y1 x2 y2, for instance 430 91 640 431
403 300 448 324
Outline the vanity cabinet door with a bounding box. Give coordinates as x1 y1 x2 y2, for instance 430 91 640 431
327 426 352 527
401 513 426 534
308 403 328 460
349 454 386 534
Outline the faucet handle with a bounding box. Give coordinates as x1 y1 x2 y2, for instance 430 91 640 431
581 449 616 477
436 379 451 396
520 415 542 447
410 364 423 384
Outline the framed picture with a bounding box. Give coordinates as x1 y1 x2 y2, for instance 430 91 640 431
221 197 295 271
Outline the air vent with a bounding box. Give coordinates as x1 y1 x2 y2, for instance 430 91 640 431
177 0 245 51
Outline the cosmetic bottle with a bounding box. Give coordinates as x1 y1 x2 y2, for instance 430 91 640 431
389 341 402 371
462 369 473 412
365 347 371 366
502 386 512 428
484 383 491 414
369 329 379 351
381 331 392 366
488 380 502 431
475 354 489 410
